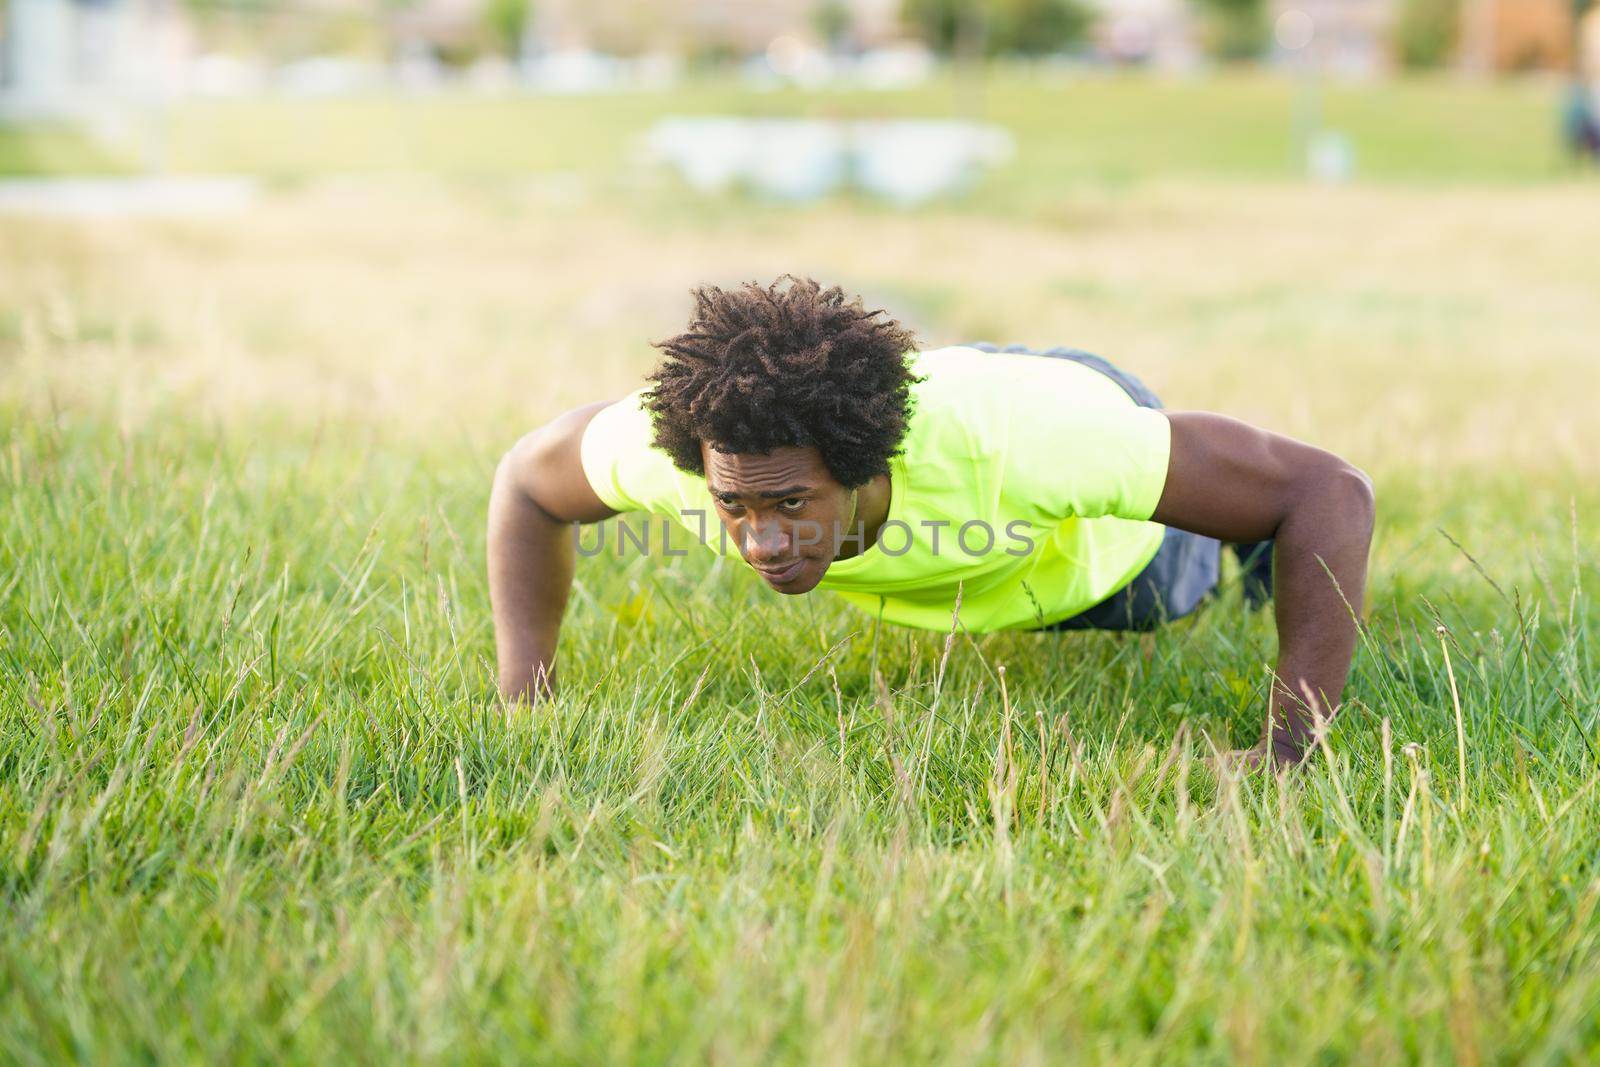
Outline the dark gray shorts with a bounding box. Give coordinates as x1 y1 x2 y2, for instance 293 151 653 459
965 342 1223 632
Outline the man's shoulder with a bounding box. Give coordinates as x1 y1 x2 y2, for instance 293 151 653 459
904 345 1071 423
906 344 1139 415
907 344 986 378
579 387 707 516
903 346 999 409
897 346 1020 462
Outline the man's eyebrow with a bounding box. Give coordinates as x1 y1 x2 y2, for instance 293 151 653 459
707 484 813 500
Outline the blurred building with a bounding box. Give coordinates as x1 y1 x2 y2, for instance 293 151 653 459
1460 0 1583 74
528 0 905 55
1270 0 1391 77
387 0 484 58
1087 0 1200 68
1588 5 1600 73
1264 0 1590 76
1 0 187 117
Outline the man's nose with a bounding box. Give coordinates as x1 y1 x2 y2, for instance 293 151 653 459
743 517 792 563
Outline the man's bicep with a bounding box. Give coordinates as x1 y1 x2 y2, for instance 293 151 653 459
1150 411 1338 543
502 401 621 525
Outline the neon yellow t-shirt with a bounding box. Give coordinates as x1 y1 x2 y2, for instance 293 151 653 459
579 345 1172 632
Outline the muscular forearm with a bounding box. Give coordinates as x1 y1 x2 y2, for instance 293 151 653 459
1261 465 1375 763
487 456 576 704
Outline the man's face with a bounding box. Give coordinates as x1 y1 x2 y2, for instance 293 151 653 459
701 443 856 594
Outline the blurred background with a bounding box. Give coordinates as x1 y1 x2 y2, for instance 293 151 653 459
1 0 1597 557
2 0 1598 179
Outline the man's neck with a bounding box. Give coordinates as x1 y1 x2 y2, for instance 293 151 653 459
834 473 892 561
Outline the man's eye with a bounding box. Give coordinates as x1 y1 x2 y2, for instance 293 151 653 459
779 498 805 512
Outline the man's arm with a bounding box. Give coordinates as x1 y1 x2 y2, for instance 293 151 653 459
488 401 619 704
1149 412 1376 769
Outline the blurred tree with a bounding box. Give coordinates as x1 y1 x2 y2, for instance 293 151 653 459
1194 0 1267 62
901 0 1091 56
990 0 1092 55
484 0 532 58
1394 0 1461 69
813 0 854 51
902 0 969 54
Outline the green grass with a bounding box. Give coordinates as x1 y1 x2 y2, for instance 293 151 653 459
0 122 129 177
1 142 1599 1061
3 396 1598 1064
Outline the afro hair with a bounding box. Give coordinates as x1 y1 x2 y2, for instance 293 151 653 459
643 275 922 488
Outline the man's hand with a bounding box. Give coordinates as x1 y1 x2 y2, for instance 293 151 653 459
487 401 619 705
1153 412 1375 766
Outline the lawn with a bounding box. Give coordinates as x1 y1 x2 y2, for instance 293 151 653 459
2 75 1599 1063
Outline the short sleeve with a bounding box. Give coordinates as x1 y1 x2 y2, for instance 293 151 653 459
1004 404 1171 523
579 388 695 515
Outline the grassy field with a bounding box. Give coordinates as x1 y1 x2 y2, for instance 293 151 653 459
3 76 1600 1062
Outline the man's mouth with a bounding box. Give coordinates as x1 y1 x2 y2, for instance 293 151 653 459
754 559 806 584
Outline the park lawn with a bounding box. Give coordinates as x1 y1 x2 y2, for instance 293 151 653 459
0 121 130 177
1 158 1599 1060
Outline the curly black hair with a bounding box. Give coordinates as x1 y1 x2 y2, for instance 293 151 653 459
643 276 922 488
